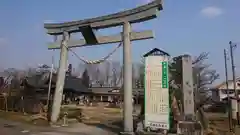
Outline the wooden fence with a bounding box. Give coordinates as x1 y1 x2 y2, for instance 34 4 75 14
177 121 203 135
0 95 45 114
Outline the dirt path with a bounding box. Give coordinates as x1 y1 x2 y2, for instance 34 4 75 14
207 113 240 135
0 117 117 135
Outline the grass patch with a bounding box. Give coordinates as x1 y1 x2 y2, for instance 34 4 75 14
0 106 123 128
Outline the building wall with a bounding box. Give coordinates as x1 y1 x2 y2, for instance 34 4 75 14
211 89 220 102
216 80 240 101
218 80 240 89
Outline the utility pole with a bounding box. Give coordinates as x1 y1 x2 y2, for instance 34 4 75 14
229 41 239 125
224 49 233 131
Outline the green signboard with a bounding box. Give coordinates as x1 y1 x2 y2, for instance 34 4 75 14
162 61 168 89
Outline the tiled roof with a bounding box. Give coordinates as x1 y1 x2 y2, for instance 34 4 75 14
143 48 170 57
89 87 144 95
25 72 89 93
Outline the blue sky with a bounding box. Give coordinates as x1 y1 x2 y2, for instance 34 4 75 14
0 0 240 82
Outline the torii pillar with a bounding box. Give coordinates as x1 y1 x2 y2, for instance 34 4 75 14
50 31 69 123
122 22 133 132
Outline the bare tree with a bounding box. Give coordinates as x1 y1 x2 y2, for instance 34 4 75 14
84 64 98 84
76 63 85 77
170 52 219 91
81 69 90 87
82 61 123 87
104 61 111 86
2 68 19 84
112 68 118 87
26 67 37 76
136 62 144 88
132 64 137 88
97 67 105 87
111 61 122 87
71 67 78 77
95 63 108 86
1 68 21 111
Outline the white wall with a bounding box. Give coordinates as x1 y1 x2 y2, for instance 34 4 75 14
218 80 240 101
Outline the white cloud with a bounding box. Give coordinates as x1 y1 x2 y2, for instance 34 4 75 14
143 0 153 3
139 0 153 4
43 20 58 23
200 6 223 18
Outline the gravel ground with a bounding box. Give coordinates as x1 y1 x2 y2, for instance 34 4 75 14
0 118 116 135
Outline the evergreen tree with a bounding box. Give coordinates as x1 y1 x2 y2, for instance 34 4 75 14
0 77 4 89
81 69 90 87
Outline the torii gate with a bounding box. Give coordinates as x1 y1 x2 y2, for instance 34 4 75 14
44 0 163 134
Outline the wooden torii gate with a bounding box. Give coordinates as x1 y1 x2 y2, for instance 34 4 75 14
44 0 163 134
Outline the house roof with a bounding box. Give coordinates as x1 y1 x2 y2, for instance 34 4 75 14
25 72 89 93
213 77 240 90
24 72 144 95
143 48 170 57
89 87 144 95
89 87 119 94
